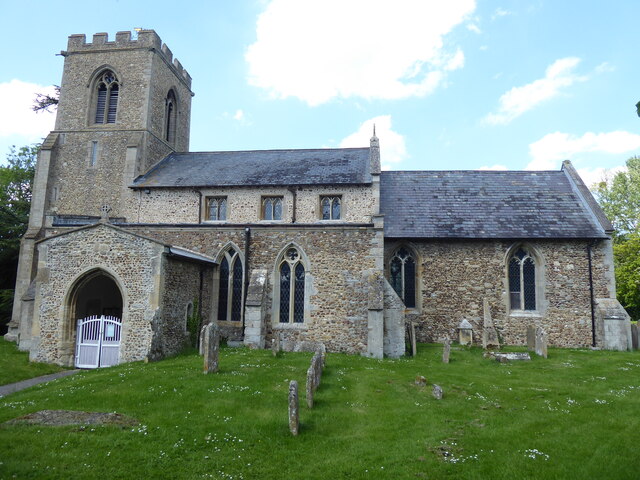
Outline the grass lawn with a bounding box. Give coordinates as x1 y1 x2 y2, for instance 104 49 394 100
0 338 67 386
0 344 639 479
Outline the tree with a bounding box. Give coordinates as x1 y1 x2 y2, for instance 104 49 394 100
0 145 37 333
594 156 640 320
33 85 59 113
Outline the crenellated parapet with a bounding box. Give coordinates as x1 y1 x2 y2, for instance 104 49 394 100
64 30 192 87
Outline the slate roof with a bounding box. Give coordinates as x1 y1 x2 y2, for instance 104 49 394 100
380 169 610 239
132 148 371 188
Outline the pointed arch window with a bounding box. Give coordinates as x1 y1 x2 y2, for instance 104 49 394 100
389 247 416 308
165 89 177 144
278 247 306 323
321 196 341 220
508 247 536 311
218 248 244 321
94 70 119 124
262 197 283 221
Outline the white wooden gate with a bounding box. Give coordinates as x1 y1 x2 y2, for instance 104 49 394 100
75 315 122 368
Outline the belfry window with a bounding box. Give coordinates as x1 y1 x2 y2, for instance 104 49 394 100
94 70 119 124
509 247 536 311
389 247 416 308
278 247 306 323
218 248 243 322
165 90 177 144
321 196 341 220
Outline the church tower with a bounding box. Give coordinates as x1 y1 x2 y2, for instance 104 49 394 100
44 30 193 223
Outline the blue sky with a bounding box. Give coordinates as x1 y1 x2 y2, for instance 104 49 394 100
2 0 639 186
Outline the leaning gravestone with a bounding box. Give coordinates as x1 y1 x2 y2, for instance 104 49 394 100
526 325 536 351
203 323 220 374
289 380 299 436
535 327 548 359
432 384 443 400
482 299 500 350
442 337 451 364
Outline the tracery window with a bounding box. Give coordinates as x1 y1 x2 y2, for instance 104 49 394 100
262 197 283 220
207 197 227 221
389 247 416 308
94 70 119 124
218 248 243 322
165 90 177 144
508 247 536 311
278 247 306 323
321 196 341 220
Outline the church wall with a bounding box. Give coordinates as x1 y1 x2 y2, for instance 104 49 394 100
132 184 376 224
387 238 612 348
32 225 164 365
125 224 379 353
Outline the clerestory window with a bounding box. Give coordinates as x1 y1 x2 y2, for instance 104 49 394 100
389 247 416 308
508 247 536 311
207 197 227 221
262 197 283 221
278 247 306 323
94 70 119 124
218 248 243 322
320 196 341 220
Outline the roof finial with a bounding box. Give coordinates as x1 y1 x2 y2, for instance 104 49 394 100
373 123 376 137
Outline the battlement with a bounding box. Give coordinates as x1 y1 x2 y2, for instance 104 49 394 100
65 30 191 87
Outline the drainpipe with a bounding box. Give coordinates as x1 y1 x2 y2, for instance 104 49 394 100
197 191 203 224
587 240 597 347
288 187 297 223
198 265 204 340
242 226 251 340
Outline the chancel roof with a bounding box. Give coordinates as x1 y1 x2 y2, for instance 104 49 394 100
380 168 611 239
132 148 372 188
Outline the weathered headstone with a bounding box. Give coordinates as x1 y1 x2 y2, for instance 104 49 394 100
432 384 443 400
198 323 208 355
272 334 281 357
289 380 299 436
408 322 417 356
631 324 638 350
312 352 323 389
487 351 531 362
457 319 473 346
442 336 451 364
526 325 536 351
202 323 220 374
482 299 500 350
415 375 426 386
306 364 315 408
534 327 548 359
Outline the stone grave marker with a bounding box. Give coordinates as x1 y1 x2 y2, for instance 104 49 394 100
442 336 451 364
198 323 208 355
535 327 548 359
631 324 638 350
526 325 536 351
457 319 473 346
415 375 426 386
432 384 443 400
272 334 281 357
306 364 315 408
203 323 220 374
289 380 299 436
482 298 500 350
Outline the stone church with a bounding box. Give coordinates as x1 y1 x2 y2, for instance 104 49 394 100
5 30 632 367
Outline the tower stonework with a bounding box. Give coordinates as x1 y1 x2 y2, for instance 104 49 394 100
47 30 193 222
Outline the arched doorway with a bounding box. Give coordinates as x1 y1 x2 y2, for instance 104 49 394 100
70 270 123 368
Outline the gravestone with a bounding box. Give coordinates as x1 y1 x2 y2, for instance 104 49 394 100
534 327 548 359
272 334 281 357
482 299 500 350
457 319 473 346
415 375 426 386
442 337 451 364
289 380 299 436
526 325 536 351
631 324 639 350
198 323 209 355
202 323 220 374
432 384 443 400
306 364 315 408
487 351 531 362
408 322 417 356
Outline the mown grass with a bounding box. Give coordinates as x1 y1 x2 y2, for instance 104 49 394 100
0 338 67 386
1 344 639 479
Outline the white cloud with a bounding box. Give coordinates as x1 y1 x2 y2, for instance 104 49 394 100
246 0 476 106
484 57 587 125
492 7 512 20
0 80 56 139
339 115 407 169
233 109 244 121
576 165 627 189
527 131 640 170
467 23 482 34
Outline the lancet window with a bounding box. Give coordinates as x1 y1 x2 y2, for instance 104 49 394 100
218 248 243 322
94 70 119 124
389 247 416 308
278 247 306 323
508 247 536 311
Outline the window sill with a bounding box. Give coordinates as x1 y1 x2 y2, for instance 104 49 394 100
202 220 228 224
259 220 284 223
273 323 308 331
508 310 543 318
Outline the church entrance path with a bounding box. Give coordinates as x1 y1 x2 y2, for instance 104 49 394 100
0 370 80 398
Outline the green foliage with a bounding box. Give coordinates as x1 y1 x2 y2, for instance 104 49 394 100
594 157 640 320
1 345 640 478
186 298 201 347
0 337 66 385
0 145 38 332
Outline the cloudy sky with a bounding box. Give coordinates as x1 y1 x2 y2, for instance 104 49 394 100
2 1 639 186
